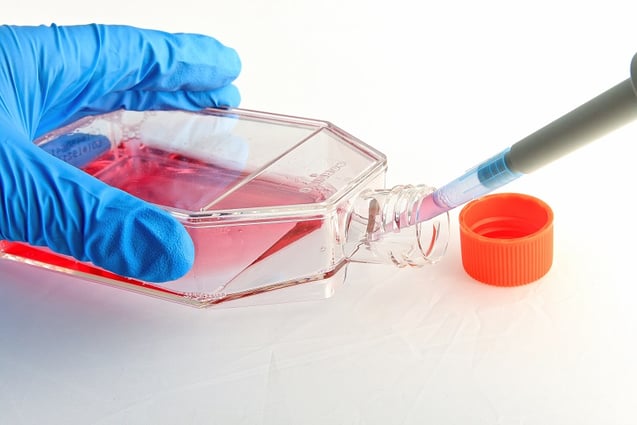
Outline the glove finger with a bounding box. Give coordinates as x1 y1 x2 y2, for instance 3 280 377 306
33 24 241 91
0 130 195 283
2 24 241 133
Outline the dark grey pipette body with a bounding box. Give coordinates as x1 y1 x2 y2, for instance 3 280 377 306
418 52 637 221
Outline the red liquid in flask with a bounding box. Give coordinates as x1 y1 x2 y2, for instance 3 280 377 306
1 142 327 296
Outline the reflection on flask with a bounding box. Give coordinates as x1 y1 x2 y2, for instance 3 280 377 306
40 133 112 168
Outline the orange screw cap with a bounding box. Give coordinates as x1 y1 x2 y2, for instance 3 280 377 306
459 193 554 286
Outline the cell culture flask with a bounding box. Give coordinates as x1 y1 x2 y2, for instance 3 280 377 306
0 108 449 307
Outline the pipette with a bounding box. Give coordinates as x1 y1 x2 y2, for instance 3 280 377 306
418 52 637 222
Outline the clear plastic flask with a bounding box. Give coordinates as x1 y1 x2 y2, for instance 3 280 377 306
0 108 449 308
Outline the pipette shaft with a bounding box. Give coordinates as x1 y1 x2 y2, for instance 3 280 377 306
418 54 637 222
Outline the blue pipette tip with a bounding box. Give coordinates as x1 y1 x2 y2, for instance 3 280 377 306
417 148 523 222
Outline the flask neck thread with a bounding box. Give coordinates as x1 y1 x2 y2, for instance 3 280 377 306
346 184 449 267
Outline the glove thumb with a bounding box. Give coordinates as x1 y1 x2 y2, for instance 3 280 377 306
0 127 194 283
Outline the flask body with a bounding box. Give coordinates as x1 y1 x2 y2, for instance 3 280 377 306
0 109 448 307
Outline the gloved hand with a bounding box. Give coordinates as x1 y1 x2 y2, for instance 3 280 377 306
0 24 241 282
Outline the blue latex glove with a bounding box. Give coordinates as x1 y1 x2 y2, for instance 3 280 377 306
0 24 241 282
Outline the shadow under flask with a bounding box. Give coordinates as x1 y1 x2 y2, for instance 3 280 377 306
0 108 449 308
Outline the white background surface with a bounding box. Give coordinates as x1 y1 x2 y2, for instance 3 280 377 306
3 1 637 424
